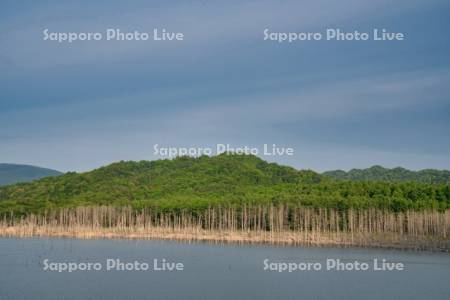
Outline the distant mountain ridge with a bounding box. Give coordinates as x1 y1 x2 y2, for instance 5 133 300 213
0 163 62 186
1 161 448 187
323 166 450 184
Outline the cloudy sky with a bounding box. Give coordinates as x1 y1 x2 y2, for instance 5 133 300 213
1 0 449 172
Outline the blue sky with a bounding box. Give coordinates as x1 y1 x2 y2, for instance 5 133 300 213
1 0 449 172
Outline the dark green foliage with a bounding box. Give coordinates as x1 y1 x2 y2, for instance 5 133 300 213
0 164 62 186
0 154 448 215
323 165 450 184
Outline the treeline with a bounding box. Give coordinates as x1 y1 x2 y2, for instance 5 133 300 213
323 165 450 184
2 206 448 250
0 154 449 216
5 205 446 236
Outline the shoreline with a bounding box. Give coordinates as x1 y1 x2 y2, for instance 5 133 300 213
1 225 448 252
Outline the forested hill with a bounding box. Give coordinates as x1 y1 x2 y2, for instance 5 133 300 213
323 166 450 184
0 154 449 215
0 163 62 186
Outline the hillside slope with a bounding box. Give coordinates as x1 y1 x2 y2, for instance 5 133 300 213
0 163 62 186
0 155 448 214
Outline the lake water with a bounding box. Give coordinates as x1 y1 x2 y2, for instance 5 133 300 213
0 238 449 300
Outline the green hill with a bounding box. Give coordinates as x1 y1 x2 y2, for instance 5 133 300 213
0 154 448 215
323 166 450 184
0 163 62 186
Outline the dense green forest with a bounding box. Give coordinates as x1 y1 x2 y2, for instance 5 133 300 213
323 166 450 184
0 164 62 186
0 154 449 216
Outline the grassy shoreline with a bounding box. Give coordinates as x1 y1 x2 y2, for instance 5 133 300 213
1 205 448 251
1 225 449 251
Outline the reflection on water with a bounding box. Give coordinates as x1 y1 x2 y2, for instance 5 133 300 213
0 238 449 300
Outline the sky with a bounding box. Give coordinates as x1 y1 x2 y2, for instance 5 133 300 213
1 0 449 172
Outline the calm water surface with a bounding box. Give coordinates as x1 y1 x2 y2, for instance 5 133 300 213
0 238 449 300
